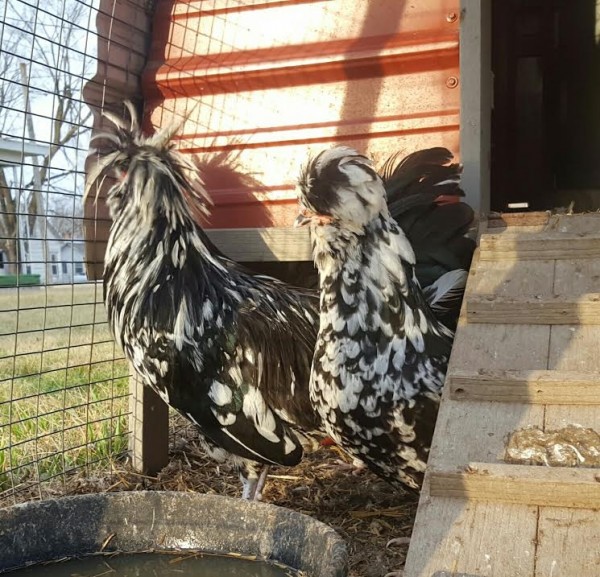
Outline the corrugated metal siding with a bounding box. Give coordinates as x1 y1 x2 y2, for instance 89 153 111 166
143 0 461 229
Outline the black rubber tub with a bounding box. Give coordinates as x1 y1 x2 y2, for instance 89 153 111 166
0 491 348 576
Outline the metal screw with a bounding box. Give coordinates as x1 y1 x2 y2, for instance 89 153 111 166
446 76 459 89
447 11 458 23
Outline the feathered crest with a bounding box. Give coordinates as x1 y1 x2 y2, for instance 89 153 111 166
297 146 381 222
84 100 211 219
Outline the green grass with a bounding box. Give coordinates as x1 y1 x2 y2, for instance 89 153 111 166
0 284 130 495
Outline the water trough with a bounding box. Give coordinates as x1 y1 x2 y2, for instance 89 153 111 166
0 491 348 576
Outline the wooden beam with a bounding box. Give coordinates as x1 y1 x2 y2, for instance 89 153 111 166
479 232 600 260
129 367 170 475
448 369 600 404
487 211 551 229
206 227 312 262
430 463 600 509
459 0 492 216
467 293 600 324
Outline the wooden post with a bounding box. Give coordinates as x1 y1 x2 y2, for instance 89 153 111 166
128 367 169 474
448 369 600 404
459 0 492 216
479 232 600 260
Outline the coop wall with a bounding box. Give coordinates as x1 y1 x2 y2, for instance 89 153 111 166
82 0 461 276
147 0 461 229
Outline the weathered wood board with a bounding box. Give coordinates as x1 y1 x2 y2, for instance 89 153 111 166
206 227 312 262
404 251 546 577
478 232 600 260
430 463 600 508
536 256 600 577
404 214 600 577
447 369 600 404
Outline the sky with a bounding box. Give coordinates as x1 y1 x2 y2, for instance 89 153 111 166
0 0 100 211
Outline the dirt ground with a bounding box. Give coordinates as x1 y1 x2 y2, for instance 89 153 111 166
63 416 419 577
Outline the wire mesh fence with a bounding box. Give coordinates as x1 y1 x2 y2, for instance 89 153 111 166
0 0 462 515
0 0 131 506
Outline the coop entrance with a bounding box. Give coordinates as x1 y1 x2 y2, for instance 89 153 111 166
490 0 600 213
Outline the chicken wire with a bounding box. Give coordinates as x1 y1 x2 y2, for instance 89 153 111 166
0 0 462 512
0 0 132 506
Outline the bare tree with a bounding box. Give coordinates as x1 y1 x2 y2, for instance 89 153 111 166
47 195 83 239
0 170 19 273
0 0 94 274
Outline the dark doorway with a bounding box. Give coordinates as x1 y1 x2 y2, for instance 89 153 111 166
491 0 600 212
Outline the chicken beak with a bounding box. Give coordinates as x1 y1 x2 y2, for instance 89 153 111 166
294 213 312 228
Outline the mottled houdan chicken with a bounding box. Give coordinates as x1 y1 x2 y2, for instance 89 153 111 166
296 146 464 490
86 102 474 499
87 103 321 500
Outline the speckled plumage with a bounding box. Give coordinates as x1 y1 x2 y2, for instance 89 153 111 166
87 103 322 497
86 103 473 497
298 147 458 489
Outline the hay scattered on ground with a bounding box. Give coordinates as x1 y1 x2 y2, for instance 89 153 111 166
0 415 417 576
60 416 418 577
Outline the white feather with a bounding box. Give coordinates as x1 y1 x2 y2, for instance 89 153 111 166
208 381 233 406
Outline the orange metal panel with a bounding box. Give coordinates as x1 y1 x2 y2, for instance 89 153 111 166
143 0 460 229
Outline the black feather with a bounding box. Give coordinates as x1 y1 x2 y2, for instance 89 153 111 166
90 106 476 496
381 147 477 287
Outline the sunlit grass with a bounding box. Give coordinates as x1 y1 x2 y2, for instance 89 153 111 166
0 284 130 494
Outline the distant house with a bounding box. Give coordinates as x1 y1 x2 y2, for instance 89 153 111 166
18 219 87 284
0 137 86 284
51 231 87 284
0 228 87 284
0 137 47 280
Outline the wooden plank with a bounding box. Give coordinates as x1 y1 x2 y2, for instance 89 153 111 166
91 208 600 268
479 232 600 260
535 398 600 577
536 256 600 577
129 367 170 475
206 227 312 262
430 462 600 509
543 322 600 445
549 213 600 235
404 498 539 577
469 259 555 297
86 213 600 268
448 369 600 404
487 210 551 228
536 509 600 577
467 293 600 325
554 257 600 297
404 250 548 577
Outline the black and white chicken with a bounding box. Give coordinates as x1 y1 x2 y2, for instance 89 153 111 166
296 146 462 490
86 102 473 499
87 103 322 500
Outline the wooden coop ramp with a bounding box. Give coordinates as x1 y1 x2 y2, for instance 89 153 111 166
404 212 600 577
